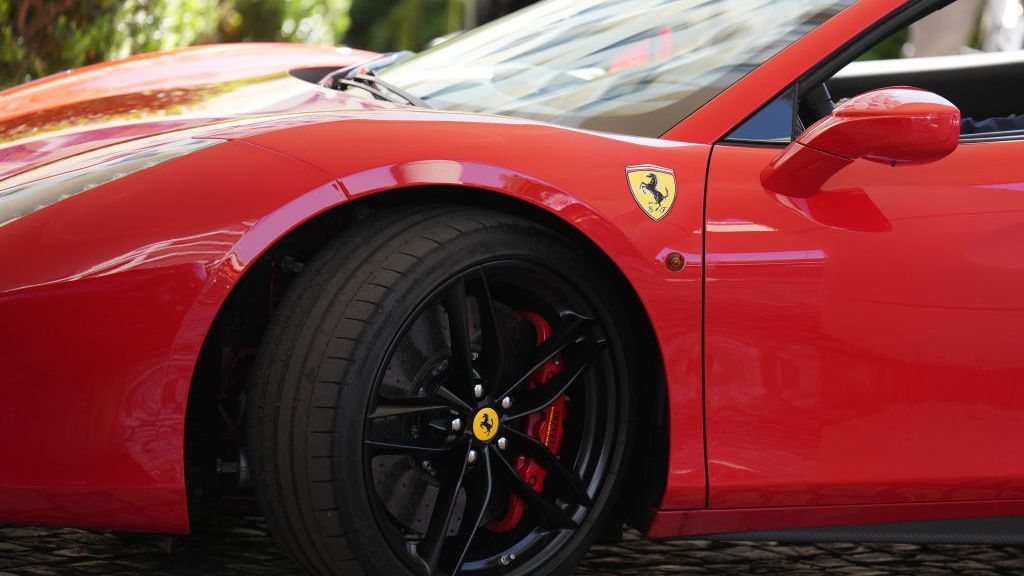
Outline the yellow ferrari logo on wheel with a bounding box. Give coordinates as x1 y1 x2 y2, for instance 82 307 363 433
472 407 500 442
626 164 677 221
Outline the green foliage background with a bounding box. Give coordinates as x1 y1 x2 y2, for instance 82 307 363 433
0 0 468 89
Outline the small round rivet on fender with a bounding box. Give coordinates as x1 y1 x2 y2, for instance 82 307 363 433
666 252 685 272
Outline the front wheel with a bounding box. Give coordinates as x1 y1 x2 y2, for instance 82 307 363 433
249 206 635 576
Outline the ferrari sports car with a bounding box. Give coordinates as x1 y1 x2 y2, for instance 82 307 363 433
2 0 1023 574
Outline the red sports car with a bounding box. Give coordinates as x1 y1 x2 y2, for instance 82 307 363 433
2 0 1022 574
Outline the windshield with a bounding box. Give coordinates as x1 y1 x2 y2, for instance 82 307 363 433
381 0 854 137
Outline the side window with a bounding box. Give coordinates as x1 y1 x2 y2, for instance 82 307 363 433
725 87 798 144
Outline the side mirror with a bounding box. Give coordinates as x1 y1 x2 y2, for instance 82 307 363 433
761 87 960 197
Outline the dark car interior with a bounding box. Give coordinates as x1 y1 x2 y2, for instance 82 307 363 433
829 51 1024 134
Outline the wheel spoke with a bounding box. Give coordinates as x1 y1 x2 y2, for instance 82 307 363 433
365 435 466 456
468 269 505 390
417 447 471 573
505 337 606 421
368 399 454 419
506 427 592 507
442 277 475 402
441 449 493 575
497 312 594 400
490 445 577 530
436 385 473 413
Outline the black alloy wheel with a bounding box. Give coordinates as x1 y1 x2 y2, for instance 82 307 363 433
249 205 635 576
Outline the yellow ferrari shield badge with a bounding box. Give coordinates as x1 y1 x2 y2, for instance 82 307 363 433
626 165 676 221
472 408 499 442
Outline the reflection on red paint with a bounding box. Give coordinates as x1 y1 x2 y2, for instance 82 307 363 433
706 142 1024 511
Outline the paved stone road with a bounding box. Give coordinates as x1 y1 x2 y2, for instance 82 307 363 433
2 513 1023 575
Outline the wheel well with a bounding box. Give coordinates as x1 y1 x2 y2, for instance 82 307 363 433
184 186 668 530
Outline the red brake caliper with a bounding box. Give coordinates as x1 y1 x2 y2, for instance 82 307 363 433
487 311 566 533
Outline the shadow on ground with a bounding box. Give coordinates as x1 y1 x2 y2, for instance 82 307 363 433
2 509 1023 575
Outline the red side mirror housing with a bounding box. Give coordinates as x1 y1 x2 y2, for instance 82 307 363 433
761 87 961 197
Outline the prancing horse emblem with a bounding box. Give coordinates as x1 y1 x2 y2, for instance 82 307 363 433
472 407 500 441
626 164 677 221
479 412 494 435
641 173 667 207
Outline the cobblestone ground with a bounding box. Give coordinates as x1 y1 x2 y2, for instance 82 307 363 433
2 513 1023 576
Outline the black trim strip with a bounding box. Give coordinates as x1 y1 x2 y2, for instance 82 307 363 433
961 130 1024 143
720 138 789 148
682 515 1024 545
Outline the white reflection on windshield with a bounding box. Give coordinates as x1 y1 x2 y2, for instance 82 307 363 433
383 0 853 137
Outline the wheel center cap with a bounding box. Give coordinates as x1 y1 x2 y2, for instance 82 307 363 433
472 407 500 442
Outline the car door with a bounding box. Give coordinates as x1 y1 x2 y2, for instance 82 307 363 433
704 109 1024 508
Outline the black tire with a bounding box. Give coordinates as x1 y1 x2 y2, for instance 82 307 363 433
248 205 635 576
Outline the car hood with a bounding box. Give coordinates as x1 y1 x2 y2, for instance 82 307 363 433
0 43 390 184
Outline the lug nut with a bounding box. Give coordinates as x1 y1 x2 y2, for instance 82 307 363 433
467 449 478 464
473 384 484 398
451 418 462 432
497 437 507 450
500 397 512 410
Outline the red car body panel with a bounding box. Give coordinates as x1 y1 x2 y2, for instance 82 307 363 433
0 42 376 122
0 43 380 181
2 0 1022 540
704 141 1024 509
0 141 337 532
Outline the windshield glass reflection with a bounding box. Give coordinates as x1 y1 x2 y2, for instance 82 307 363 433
383 0 853 137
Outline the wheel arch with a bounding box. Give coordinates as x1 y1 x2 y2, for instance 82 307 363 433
182 183 669 530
